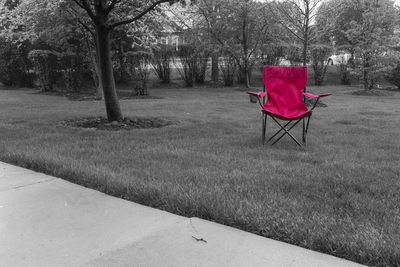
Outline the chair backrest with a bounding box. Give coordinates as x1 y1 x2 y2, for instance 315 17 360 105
263 66 308 113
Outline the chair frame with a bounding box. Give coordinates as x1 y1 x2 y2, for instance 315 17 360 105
255 90 321 147
248 75 331 147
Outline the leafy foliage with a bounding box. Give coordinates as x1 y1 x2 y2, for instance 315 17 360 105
0 39 34 87
219 53 237 86
320 0 399 90
175 44 196 87
60 53 91 92
195 0 274 87
28 50 59 92
125 51 152 96
285 45 303 66
151 45 174 84
310 44 332 85
337 63 351 85
259 44 285 67
386 62 400 90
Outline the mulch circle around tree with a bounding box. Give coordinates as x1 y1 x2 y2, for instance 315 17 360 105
34 91 162 101
349 90 395 96
60 117 173 131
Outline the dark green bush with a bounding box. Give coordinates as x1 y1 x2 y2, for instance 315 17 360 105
310 45 332 86
60 53 88 92
386 63 400 89
151 45 174 84
337 63 352 85
193 49 210 84
28 50 59 92
0 40 35 87
285 45 303 66
126 51 152 96
259 44 285 67
176 45 196 87
219 54 237 86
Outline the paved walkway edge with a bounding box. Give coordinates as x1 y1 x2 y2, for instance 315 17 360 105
0 162 365 267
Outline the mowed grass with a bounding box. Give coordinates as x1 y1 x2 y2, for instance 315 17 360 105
0 85 399 266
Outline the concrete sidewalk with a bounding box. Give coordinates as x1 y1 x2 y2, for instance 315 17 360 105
0 162 365 267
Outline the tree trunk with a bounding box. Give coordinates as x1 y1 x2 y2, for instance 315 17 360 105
302 1 310 93
244 63 250 88
211 52 219 82
93 54 104 99
95 22 123 122
242 8 250 88
302 40 308 67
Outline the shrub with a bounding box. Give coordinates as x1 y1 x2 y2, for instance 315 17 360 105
175 44 210 87
386 63 400 89
259 44 285 67
126 51 152 96
236 63 252 85
193 49 210 84
285 45 303 66
0 40 35 87
310 45 332 86
219 54 237 86
353 49 392 91
28 50 59 92
113 50 130 84
337 63 352 85
151 45 174 84
59 53 88 92
176 45 196 87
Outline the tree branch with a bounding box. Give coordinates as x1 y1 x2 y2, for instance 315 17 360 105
73 0 96 21
66 7 95 37
108 0 172 29
106 0 122 15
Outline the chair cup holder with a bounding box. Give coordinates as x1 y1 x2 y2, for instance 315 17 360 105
249 94 258 103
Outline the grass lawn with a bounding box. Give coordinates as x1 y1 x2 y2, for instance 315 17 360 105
0 84 399 266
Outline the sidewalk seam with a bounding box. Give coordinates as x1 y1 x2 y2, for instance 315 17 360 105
80 217 189 266
0 177 58 193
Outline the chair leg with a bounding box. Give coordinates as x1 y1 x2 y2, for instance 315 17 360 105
262 114 267 144
267 121 291 143
270 117 302 147
304 116 311 145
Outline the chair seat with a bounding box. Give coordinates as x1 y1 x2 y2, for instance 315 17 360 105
261 108 312 121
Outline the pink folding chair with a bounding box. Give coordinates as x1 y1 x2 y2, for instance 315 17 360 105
247 66 331 146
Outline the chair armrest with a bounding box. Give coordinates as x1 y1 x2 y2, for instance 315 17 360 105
303 92 332 111
303 92 332 98
247 91 266 108
247 91 267 98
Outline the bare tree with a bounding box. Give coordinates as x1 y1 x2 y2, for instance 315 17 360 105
198 0 271 88
196 0 223 82
273 0 323 66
